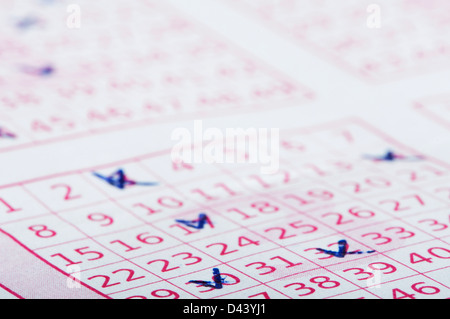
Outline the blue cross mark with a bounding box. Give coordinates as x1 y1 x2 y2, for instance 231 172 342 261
364 150 424 162
316 240 376 258
0 127 16 139
189 268 225 289
175 213 213 229
93 169 158 190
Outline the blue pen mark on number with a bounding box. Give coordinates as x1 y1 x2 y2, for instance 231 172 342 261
316 240 376 258
93 169 158 190
16 16 41 30
175 213 213 229
189 268 225 289
38 66 54 76
0 127 16 139
21 65 55 77
363 150 424 162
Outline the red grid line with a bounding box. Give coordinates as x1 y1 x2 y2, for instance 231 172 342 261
0 282 24 300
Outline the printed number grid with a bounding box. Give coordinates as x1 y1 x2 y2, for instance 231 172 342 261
226 0 450 83
0 0 311 153
0 118 449 299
